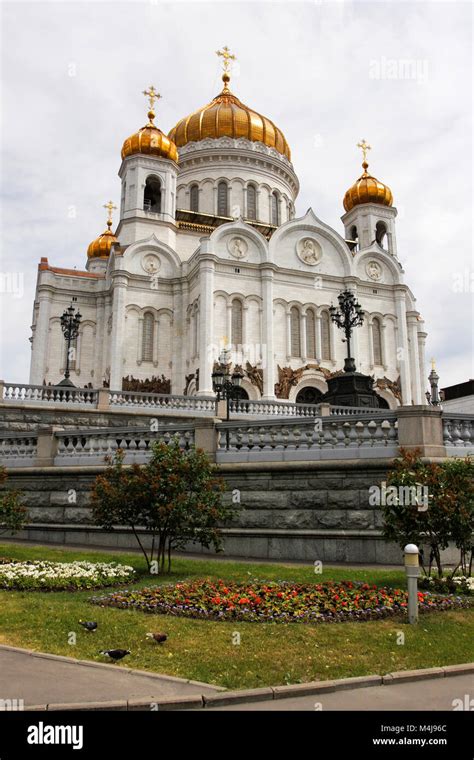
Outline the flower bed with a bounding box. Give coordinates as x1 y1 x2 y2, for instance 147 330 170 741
91 579 470 623
0 560 135 591
419 576 473 595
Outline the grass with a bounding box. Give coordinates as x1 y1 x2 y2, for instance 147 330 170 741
0 542 472 690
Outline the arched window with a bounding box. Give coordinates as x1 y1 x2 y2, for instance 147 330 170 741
376 221 387 248
271 191 279 225
296 386 323 405
231 299 243 346
217 181 228 216
306 309 316 359
190 184 199 213
247 185 257 220
349 225 359 251
290 306 301 357
144 177 161 213
142 312 154 362
373 318 383 365
321 310 331 361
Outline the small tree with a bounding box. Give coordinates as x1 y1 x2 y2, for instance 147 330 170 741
91 437 233 573
0 467 27 535
382 449 474 578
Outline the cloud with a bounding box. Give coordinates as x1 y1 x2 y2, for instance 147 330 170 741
1 0 472 390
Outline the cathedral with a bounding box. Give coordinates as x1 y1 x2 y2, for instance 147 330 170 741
29 49 427 409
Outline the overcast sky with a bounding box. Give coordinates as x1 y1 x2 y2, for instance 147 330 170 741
0 0 472 391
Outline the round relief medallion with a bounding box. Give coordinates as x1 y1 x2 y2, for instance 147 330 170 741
142 254 161 274
297 237 322 265
228 236 248 260
366 260 382 281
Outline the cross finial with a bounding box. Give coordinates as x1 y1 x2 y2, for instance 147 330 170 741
142 86 161 124
216 46 236 90
103 200 117 229
357 138 372 168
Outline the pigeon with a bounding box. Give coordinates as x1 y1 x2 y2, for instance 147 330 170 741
100 649 130 662
146 632 167 644
79 621 98 632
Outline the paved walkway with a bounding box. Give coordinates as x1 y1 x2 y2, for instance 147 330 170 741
0 646 219 707
207 673 474 711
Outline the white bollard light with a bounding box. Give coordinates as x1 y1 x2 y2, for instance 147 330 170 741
404 543 420 624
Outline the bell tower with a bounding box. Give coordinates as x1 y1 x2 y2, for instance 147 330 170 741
341 140 398 256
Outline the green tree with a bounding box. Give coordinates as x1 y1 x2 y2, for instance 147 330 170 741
382 449 474 578
90 437 233 573
0 467 27 535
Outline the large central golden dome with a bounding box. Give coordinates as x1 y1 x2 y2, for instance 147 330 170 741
168 73 291 160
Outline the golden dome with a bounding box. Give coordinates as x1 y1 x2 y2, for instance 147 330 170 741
168 73 291 160
121 86 178 162
343 143 393 212
87 201 118 259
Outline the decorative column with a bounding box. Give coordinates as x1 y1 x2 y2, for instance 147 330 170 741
197 253 215 396
301 312 307 362
153 316 159 367
315 314 322 363
394 288 412 405
226 302 232 346
286 309 291 361
418 330 428 404
29 289 52 385
109 273 128 391
262 268 276 400
408 314 423 405
137 315 144 365
93 296 106 384
368 319 375 369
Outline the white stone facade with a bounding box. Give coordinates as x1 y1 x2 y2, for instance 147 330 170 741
30 132 428 407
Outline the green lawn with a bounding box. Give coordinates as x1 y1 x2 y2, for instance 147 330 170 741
0 542 472 690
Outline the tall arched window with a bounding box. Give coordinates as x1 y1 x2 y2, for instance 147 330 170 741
373 318 383 365
247 185 257 220
142 313 154 362
290 307 301 357
271 191 279 225
190 184 199 212
144 177 162 213
306 309 316 359
376 221 387 248
231 299 243 346
321 310 331 361
217 181 228 216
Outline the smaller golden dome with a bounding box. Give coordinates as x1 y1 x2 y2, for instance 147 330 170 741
343 160 393 212
87 201 118 259
121 86 178 162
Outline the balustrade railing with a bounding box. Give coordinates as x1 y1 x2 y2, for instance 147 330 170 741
108 390 216 414
2 383 98 405
54 424 195 464
216 414 398 460
442 414 474 449
0 433 38 464
229 399 321 417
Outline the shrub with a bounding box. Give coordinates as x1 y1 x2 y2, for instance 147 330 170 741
382 449 474 578
0 467 27 535
90 437 233 574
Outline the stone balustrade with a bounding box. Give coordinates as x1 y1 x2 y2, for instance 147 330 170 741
2 382 98 406
54 424 195 465
108 389 216 415
216 414 399 462
229 398 321 417
0 433 38 466
442 414 474 450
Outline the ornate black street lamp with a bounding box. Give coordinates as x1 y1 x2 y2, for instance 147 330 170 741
58 301 82 387
426 358 441 406
329 289 364 373
212 348 244 420
212 348 244 450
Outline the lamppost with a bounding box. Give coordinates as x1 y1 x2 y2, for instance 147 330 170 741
425 358 441 406
329 290 364 373
58 301 82 387
212 348 244 450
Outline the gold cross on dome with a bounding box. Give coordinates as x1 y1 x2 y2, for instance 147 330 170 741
103 200 117 227
142 86 161 111
216 45 236 73
357 139 372 163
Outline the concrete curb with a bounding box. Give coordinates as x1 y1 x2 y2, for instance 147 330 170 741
19 663 474 711
0 643 224 692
